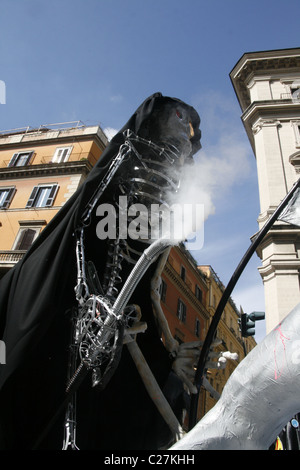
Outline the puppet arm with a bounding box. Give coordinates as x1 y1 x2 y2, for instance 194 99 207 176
171 302 300 450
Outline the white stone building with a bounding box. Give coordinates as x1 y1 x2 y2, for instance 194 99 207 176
230 48 300 333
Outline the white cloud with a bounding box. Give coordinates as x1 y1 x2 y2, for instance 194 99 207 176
233 284 265 316
110 94 123 103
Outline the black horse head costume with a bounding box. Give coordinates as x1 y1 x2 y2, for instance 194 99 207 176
0 93 201 450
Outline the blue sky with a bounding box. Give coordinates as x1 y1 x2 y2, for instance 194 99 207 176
1 0 299 342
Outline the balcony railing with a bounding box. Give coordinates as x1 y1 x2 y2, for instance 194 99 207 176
280 93 292 100
0 153 92 168
0 250 26 264
0 121 86 137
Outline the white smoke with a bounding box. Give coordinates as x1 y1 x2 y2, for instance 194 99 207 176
165 162 214 247
166 132 251 248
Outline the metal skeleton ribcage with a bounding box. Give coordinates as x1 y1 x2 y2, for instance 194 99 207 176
63 131 182 450
70 130 183 389
102 139 181 296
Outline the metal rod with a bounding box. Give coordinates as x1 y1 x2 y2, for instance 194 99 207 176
126 340 184 442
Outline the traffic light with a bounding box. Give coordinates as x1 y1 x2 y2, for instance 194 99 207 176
240 311 265 337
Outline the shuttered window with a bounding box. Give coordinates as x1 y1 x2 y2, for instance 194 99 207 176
15 228 36 250
0 187 16 208
195 285 203 303
8 151 34 167
51 146 72 163
177 299 187 323
159 279 167 302
26 184 59 208
195 318 201 337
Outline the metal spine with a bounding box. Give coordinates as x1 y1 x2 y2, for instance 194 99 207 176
63 130 183 449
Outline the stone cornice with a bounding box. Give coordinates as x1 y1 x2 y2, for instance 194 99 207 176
230 49 300 111
258 259 300 280
243 99 300 125
255 225 300 258
233 51 300 80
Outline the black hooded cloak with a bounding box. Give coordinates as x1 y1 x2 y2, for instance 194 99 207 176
0 93 201 450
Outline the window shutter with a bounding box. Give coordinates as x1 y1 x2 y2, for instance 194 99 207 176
160 279 167 302
195 285 203 302
25 151 34 165
2 187 16 208
52 146 72 163
45 184 58 207
62 148 70 161
15 229 36 250
182 303 187 323
177 299 181 318
51 149 61 163
8 153 19 167
57 149 64 162
8 151 34 167
26 186 39 208
177 299 187 323
195 318 200 337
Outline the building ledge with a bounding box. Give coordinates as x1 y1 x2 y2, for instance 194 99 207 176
255 224 300 258
258 258 300 280
0 160 93 180
242 99 300 124
0 122 108 150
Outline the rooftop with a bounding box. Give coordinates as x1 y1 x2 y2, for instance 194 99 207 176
0 121 109 148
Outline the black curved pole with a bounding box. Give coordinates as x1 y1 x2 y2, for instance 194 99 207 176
188 178 300 430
